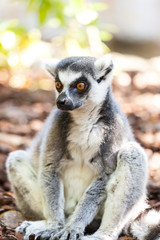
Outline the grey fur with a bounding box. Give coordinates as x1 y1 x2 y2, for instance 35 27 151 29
55 57 96 78
6 55 157 240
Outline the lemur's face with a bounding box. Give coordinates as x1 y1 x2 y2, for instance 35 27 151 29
45 55 113 111
55 71 91 111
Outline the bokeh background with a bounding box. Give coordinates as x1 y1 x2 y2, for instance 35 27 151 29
0 1 160 239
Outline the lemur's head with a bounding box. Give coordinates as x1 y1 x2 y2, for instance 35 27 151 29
45 55 113 111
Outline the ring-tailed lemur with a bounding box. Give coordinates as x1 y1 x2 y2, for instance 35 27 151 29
6 55 160 240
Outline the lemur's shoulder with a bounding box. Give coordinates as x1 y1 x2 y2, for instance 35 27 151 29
99 89 134 142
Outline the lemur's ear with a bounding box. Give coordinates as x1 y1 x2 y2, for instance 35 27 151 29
94 54 113 83
43 58 60 77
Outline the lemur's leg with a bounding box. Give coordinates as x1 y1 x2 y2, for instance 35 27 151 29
6 150 43 220
87 142 148 240
6 150 65 240
24 167 65 240
6 150 47 238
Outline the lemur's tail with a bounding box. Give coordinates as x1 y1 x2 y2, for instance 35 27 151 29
124 204 160 240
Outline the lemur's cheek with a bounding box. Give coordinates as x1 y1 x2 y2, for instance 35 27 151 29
73 102 82 110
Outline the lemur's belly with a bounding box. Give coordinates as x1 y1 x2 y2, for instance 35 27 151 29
62 162 96 216
62 121 105 216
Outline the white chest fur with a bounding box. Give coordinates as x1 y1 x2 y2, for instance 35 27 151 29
61 111 106 216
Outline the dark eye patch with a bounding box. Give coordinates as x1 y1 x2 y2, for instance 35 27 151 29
69 76 90 96
70 76 89 89
55 75 63 92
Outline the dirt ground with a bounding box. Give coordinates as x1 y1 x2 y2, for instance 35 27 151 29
0 57 160 239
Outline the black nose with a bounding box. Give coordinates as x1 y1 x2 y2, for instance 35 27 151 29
58 98 67 106
56 93 73 110
57 94 68 107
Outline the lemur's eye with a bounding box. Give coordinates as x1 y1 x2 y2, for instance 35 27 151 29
76 82 85 91
56 81 62 90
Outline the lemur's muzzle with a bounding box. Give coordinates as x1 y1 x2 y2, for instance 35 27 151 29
56 92 74 111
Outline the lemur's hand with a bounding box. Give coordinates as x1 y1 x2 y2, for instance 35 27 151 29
16 220 64 240
50 224 84 240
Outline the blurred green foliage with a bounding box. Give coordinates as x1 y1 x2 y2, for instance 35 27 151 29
0 20 25 65
0 19 40 52
0 0 113 68
27 0 66 25
26 0 112 50
27 0 107 25
0 19 41 68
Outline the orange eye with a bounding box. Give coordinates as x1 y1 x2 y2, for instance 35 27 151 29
77 82 85 90
56 81 62 89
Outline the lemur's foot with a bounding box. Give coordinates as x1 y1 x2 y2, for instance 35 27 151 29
82 231 114 240
16 220 63 240
50 226 83 240
16 220 32 234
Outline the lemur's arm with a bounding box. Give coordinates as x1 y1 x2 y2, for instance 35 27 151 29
69 174 108 227
67 153 118 231
40 167 65 225
51 173 108 240
39 110 66 226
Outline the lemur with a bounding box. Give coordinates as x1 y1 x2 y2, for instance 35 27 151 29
6 55 160 240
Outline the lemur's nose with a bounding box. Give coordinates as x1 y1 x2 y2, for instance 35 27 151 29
59 98 66 106
56 92 73 110
57 93 68 106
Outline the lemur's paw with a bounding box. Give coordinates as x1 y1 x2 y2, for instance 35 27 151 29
35 225 64 240
16 220 32 234
50 227 83 240
16 220 50 240
34 229 55 240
